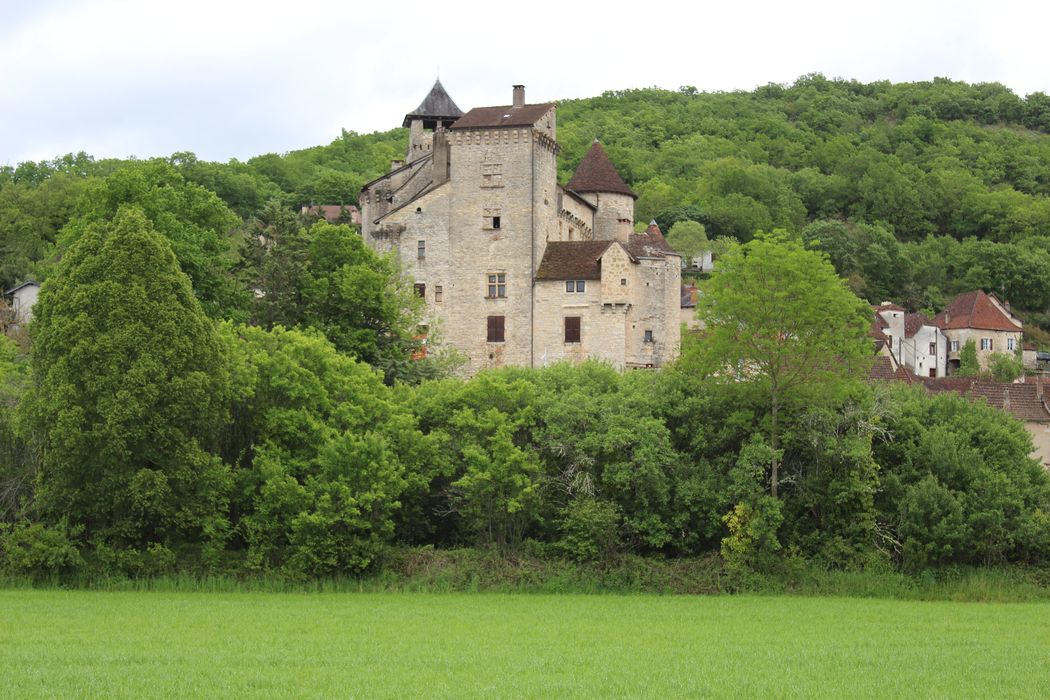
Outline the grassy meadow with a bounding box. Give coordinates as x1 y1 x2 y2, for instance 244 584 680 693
2 590 1048 698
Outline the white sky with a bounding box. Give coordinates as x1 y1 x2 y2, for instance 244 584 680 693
2 0 1047 165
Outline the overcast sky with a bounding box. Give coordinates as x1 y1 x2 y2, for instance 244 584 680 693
2 0 1047 166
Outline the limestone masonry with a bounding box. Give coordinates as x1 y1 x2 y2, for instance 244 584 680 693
360 81 682 374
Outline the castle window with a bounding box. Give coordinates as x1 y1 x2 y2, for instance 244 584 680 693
435 285 443 303
484 208 502 230
564 316 581 343
565 280 586 293
417 240 425 259
487 273 506 298
414 283 426 299
487 315 505 343
643 330 654 344
482 162 502 188
620 278 627 286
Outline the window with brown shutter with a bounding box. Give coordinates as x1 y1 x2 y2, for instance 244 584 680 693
487 315 505 343
414 283 426 298
565 316 581 343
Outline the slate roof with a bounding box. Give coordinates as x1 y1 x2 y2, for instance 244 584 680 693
564 141 637 198
5 280 39 296
535 240 613 280
624 222 678 259
922 377 1050 422
402 78 464 128
451 103 555 130
932 290 1022 332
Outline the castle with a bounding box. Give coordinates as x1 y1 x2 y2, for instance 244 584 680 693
359 81 682 374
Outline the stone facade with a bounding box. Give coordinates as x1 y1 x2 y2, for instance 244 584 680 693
360 82 682 374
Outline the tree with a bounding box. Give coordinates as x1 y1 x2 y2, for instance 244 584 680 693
25 206 231 571
957 339 981 376
695 231 872 498
666 220 709 260
58 160 246 320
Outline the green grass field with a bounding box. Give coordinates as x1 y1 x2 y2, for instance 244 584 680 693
2 590 1047 698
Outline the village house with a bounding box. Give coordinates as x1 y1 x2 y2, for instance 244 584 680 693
3 280 40 334
359 81 682 374
931 289 1023 373
873 302 949 378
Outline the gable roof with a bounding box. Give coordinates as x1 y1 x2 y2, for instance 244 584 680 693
624 222 678 259
5 280 39 296
904 312 931 338
451 103 555 130
535 240 614 280
923 377 1050 422
564 141 637 199
402 78 464 128
932 290 1022 332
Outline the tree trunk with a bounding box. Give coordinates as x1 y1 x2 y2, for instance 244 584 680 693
770 394 779 499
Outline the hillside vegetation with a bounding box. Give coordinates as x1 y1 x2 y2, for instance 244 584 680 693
3 77 1050 584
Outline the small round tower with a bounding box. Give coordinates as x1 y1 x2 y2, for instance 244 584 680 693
564 140 637 242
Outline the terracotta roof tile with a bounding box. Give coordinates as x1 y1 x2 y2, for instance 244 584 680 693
564 141 637 198
923 377 1050 422
624 222 678 259
451 103 555 130
535 240 613 280
931 290 1022 332
904 312 931 338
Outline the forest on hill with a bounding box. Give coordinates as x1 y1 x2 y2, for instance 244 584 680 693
5 75 1050 333
3 77 1050 583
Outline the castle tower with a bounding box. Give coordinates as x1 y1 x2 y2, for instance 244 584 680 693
564 140 637 242
402 78 464 164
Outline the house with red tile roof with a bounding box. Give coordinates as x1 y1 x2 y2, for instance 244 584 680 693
931 290 1023 373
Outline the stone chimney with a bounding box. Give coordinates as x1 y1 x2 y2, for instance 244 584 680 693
1003 387 1011 413
1037 375 1044 400
513 85 525 108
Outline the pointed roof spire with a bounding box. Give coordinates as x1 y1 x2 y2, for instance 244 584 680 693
565 140 637 199
403 78 464 128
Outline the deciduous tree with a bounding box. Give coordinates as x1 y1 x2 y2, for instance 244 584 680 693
695 231 871 498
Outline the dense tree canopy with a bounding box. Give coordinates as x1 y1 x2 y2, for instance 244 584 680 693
25 206 232 573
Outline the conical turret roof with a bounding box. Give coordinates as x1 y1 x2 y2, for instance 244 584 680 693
565 140 637 198
403 78 464 128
